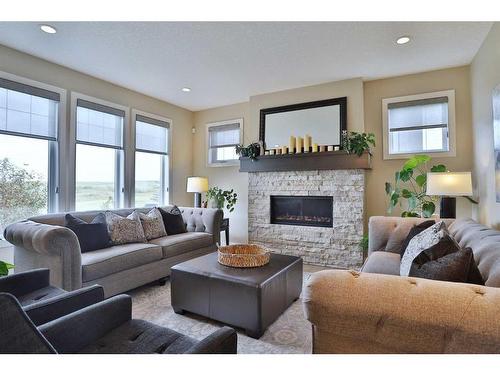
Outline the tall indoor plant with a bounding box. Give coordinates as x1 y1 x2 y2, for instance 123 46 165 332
385 155 446 218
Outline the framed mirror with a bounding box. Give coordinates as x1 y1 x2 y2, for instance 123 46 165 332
259 97 347 150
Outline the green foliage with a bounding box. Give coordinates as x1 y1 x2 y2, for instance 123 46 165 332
235 143 261 161
343 132 376 157
0 261 14 277
359 235 369 253
0 158 47 234
385 155 446 218
206 187 238 212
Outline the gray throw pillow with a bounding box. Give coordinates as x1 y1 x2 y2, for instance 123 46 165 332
105 211 146 245
400 221 449 276
138 208 167 240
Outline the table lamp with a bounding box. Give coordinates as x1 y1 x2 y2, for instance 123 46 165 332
426 172 473 219
187 177 208 208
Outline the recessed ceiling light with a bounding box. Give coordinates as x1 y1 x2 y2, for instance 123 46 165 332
181 87 191 92
396 36 411 45
40 24 57 34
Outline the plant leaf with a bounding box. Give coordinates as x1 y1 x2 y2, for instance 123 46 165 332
402 211 419 218
385 182 392 195
430 164 447 172
390 192 399 207
415 174 426 187
399 169 413 182
422 201 436 218
401 189 412 198
408 195 418 211
403 155 431 171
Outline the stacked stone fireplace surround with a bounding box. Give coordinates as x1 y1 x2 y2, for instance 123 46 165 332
248 169 365 269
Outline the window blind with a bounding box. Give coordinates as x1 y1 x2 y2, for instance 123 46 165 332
388 97 448 131
135 115 169 154
76 99 124 148
0 79 59 141
208 123 240 149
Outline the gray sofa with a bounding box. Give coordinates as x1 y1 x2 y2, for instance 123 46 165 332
4 206 222 297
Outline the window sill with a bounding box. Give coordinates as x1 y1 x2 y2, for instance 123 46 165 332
383 149 456 160
207 161 240 168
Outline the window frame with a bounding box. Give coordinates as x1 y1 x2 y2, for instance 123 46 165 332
382 90 456 160
130 109 172 207
69 92 129 211
206 118 243 167
0 70 67 213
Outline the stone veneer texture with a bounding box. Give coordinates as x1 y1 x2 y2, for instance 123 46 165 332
248 169 364 269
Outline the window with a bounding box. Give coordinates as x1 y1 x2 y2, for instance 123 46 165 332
207 118 243 166
0 76 62 236
382 90 456 159
133 112 170 207
74 97 125 210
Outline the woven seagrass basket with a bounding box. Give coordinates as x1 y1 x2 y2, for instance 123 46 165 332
217 244 270 268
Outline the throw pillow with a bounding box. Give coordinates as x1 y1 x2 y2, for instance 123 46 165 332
65 213 112 253
400 220 435 259
159 206 187 235
138 208 167 240
409 247 485 285
400 221 449 276
105 211 147 245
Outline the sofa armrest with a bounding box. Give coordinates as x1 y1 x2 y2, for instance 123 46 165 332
39 294 132 354
303 269 500 353
25 284 105 326
3 220 82 290
179 207 223 245
0 268 50 296
185 327 237 354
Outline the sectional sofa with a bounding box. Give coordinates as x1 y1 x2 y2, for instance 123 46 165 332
4 206 222 297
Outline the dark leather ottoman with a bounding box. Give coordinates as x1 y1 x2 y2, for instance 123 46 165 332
171 252 303 338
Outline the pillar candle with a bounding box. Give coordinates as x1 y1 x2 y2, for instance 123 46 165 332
289 136 296 153
327 145 334 152
319 145 326 152
296 137 303 153
281 145 288 155
269 149 275 155
304 134 311 153
312 143 318 152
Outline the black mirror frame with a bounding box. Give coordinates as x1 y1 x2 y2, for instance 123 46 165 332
259 96 347 151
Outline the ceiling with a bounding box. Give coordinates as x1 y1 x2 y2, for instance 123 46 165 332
0 22 492 111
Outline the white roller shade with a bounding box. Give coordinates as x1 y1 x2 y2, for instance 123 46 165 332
76 99 124 148
208 123 240 148
388 97 448 131
135 115 169 154
0 80 59 141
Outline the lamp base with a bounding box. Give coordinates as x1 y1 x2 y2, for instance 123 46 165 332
193 193 202 208
439 197 456 219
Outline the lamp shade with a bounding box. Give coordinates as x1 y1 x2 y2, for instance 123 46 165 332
426 172 473 196
186 177 208 193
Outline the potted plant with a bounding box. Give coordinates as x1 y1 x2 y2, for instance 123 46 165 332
0 260 14 277
385 155 446 218
235 143 261 161
206 187 238 212
342 131 376 156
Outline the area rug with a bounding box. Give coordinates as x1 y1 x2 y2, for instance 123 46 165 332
129 273 313 354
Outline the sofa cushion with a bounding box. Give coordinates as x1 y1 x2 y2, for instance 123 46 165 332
17 286 65 307
65 213 112 253
361 251 401 276
138 208 166 240
159 206 187 235
81 243 162 282
149 232 214 259
399 220 435 259
105 211 146 245
78 319 197 354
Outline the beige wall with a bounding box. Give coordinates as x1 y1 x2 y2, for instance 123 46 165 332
470 23 500 229
364 66 474 228
0 44 194 206
193 103 250 244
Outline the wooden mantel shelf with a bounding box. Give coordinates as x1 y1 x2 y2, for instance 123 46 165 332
239 150 371 173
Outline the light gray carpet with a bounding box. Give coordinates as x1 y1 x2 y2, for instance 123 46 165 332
128 272 314 354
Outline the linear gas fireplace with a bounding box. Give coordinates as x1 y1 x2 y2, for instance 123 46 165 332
270 195 333 228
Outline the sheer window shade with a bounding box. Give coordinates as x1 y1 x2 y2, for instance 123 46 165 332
76 99 124 148
0 79 59 141
388 97 448 131
208 123 240 149
135 115 169 154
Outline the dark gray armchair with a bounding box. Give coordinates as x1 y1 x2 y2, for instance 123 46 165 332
0 268 104 325
0 292 237 354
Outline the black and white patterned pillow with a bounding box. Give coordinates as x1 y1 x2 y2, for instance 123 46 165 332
400 221 448 276
138 208 167 240
105 211 147 245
